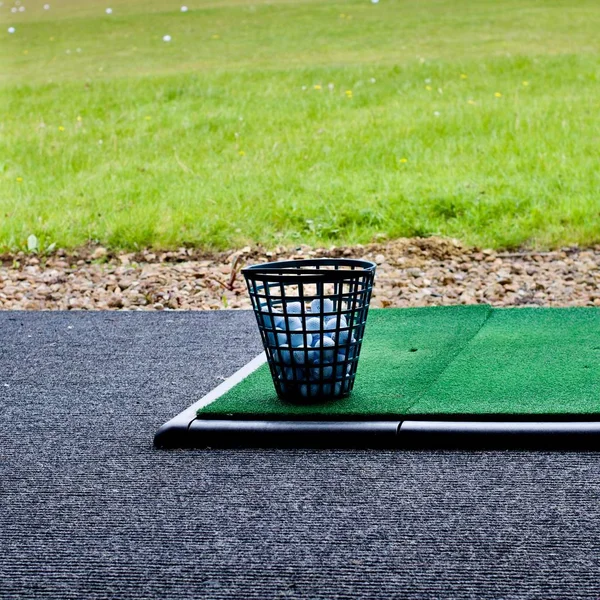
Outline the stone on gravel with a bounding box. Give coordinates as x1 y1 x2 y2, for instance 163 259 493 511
0 237 599 310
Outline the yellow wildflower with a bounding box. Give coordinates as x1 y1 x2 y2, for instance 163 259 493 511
211 34 220 39
145 116 151 120
522 81 529 86
399 158 408 163
494 92 502 98
460 73 467 79
58 126 65 131
76 116 82 122
238 150 245 156
467 99 476 105
345 90 353 98
425 85 432 91
16 177 23 183
314 84 322 90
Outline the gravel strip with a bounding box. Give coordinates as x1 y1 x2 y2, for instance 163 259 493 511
1 237 599 310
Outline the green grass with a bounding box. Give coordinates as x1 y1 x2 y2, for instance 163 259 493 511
197 306 600 418
2 0 600 252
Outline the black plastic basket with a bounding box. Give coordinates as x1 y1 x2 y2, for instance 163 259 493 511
243 258 376 402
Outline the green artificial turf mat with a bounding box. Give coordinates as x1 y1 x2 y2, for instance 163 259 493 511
409 307 600 417
198 305 492 418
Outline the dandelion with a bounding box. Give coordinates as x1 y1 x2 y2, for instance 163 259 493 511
58 126 65 131
460 73 468 79
211 34 220 39
425 85 432 91
16 177 23 183
181 5 188 11
314 84 322 90
467 99 476 105
8 26 15 34
144 116 151 120
522 81 529 86
77 116 82 121
339 13 345 18
238 150 245 156
494 92 502 98
105 7 112 14
49 36 55 41
399 158 408 163
162 35 172 42
23 49 28 54
345 90 353 98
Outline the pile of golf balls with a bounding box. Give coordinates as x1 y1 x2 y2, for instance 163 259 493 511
261 298 358 398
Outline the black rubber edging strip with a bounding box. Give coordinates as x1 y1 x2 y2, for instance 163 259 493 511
155 352 600 450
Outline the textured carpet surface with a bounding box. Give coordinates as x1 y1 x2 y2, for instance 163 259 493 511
2 310 600 600
200 306 491 417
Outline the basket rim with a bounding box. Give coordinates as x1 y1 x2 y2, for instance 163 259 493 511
242 258 376 283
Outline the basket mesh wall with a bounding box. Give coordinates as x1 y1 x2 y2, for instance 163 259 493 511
243 259 376 402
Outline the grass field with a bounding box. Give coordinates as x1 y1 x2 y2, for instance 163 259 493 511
2 0 600 252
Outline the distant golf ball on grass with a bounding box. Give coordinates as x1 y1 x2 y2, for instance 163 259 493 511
163 35 172 42
8 26 15 33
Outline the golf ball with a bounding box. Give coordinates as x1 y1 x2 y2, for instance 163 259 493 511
310 298 334 314
285 302 303 314
163 35 172 42
309 337 336 364
181 5 188 11
7 26 15 33
106 8 112 14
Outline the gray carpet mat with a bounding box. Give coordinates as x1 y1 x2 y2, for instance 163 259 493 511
1 310 600 599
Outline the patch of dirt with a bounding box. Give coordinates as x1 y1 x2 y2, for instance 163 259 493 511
1 237 599 310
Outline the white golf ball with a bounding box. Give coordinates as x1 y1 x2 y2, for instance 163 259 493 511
105 8 112 14
18 5 24 11
371 0 379 4
8 26 15 33
300 384 321 398
44 4 50 9
285 302 303 314
325 315 348 329
284 367 305 381
278 345 292 365
284 316 302 331
162 34 171 42
180 5 188 11
309 337 336 364
311 365 333 381
310 298 334 314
